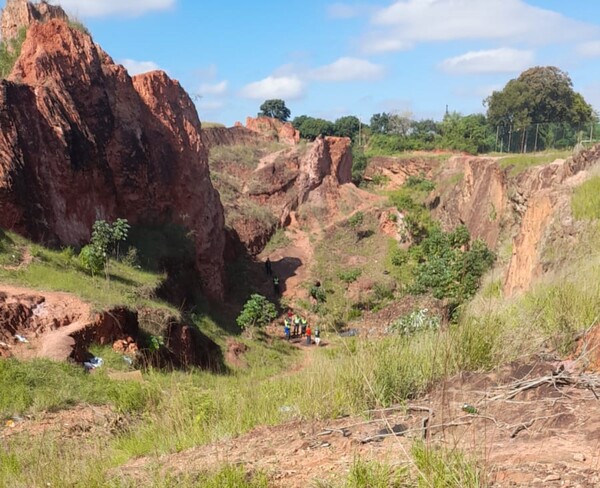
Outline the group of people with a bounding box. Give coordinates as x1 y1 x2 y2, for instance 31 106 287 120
283 311 321 346
265 257 321 346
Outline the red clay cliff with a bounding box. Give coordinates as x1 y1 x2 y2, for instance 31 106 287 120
0 20 226 299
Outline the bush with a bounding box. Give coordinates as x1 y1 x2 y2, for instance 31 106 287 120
78 244 104 274
389 309 441 336
405 175 435 192
338 268 362 283
347 212 364 228
236 294 277 331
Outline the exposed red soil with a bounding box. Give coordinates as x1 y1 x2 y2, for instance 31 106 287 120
116 360 600 487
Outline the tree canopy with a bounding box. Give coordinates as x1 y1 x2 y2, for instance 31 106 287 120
486 66 593 128
292 115 334 140
258 99 291 122
333 115 360 139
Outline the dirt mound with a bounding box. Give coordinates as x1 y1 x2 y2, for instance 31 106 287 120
212 135 354 256
0 285 222 369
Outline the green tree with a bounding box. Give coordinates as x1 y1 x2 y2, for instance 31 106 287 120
440 112 493 154
292 116 334 140
333 115 361 139
486 66 593 128
258 99 291 122
370 112 391 134
79 218 130 275
236 294 277 335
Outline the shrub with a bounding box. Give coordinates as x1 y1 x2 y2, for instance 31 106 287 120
79 218 130 274
78 244 104 274
0 27 26 79
405 175 435 192
389 308 441 336
338 268 362 283
347 212 364 228
236 294 277 332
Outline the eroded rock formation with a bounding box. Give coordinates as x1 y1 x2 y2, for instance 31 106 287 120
432 146 600 296
1 0 67 41
0 20 225 299
245 116 300 145
434 156 508 249
224 135 353 254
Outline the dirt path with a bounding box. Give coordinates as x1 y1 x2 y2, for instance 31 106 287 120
262 187 385 303
0 284 92 361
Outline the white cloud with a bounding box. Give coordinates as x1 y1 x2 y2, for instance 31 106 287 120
120 59 160 76
440 48 534 74
327 3 370 19
239 76 305 100
51 0 175 17
577 41 600 58
311 57 385 82
363 0 597 53
198 80 229 96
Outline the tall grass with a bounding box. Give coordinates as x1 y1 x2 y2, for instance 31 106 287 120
572 175 600 220
412 442 483 488
497 149 571 176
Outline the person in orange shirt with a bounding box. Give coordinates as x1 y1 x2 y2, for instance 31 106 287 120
305 325 312 346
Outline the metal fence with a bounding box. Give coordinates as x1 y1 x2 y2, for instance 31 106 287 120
493 121 599 153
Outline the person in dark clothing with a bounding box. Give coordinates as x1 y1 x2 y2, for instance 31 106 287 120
265 258 272 276
273 275 280 295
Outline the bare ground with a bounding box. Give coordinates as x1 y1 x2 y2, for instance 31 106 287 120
0 284 92 361
116 360 600 487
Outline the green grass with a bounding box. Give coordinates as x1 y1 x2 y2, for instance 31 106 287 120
0 230 176 313
2 316 498 486
262 228 291 254
572 175 600 220
496 149 572 176
0 359 154 418
412 442 483 488
311 212 398 323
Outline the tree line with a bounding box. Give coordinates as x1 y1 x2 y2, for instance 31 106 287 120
257 66 597 155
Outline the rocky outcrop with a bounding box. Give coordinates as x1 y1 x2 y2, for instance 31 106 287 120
503 146 600 295
211 135 353 255
249 135 352 227
434 156 508 249
433 147 600 297
0 20 225 299
245 116 300 145
1 0 67 41
201 125 270 149
365 155 438 187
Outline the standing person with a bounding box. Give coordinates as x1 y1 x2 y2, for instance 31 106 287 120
284 320 291 341
314 327 321 347
293 314 301 337
273 276 280 295
265 258 272 276
300 316 307 337
306 325 312 346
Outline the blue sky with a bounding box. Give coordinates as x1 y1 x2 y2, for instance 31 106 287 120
9 1 600 125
